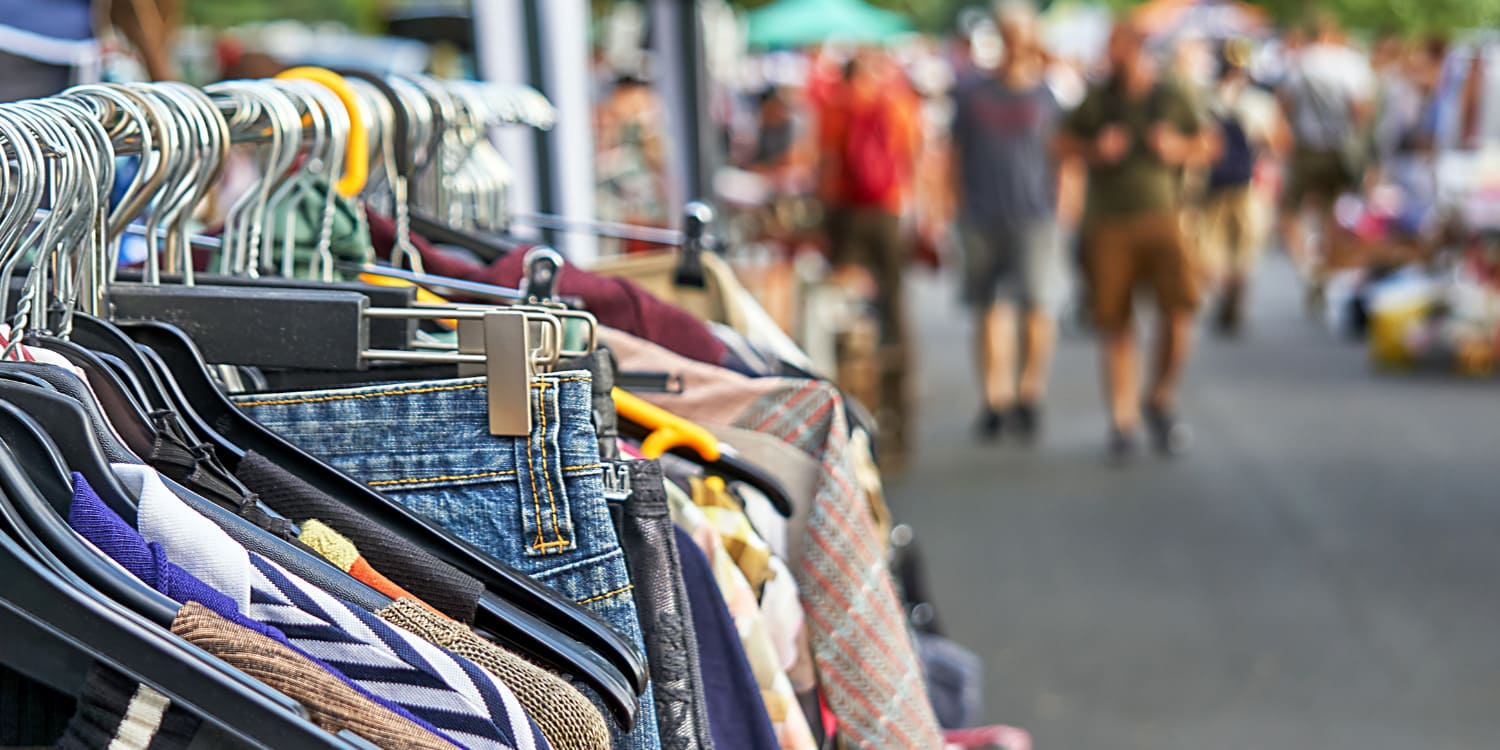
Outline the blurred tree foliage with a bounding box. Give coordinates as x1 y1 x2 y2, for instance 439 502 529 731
725 0 1500 35
183 0 384 30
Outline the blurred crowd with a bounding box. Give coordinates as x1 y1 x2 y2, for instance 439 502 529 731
586 1 1492 458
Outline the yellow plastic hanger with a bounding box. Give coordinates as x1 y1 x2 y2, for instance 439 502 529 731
611 387 794 516
275 66 369 197
611 387 720 461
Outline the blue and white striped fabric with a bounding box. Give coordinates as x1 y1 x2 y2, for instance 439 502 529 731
245 553 550 750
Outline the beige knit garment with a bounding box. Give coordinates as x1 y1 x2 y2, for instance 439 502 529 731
376 599 612 750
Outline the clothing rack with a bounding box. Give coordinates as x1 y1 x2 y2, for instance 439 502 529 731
0 68 970 750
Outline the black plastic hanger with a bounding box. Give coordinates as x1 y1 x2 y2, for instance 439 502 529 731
67 313 246 462
120 321 648 713
30 336 160 457
0 376 142 524
94 349 159 411
674 201 713 289
0 447 353 747
0 404 178 625
0 363 137 464
678 448 796 518
2 361 392 613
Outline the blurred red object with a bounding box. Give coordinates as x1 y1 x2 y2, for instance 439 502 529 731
943 725 1033 750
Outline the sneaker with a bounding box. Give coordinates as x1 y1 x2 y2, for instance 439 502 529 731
977 408 1005 442
1144 403 1194 457
1108 428 1139 464
1012 402 1041 441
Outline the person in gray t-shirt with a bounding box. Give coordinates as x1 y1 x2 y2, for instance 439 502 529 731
951 0 1069 442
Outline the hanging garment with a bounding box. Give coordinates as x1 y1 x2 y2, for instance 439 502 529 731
249 552 552 750
236 450 487 623
587 250 816 375
604 330 944 749
259 174 373 280
674 525 783 750
0 663 74 745
64 476 455 744
170 601 460 750
684 477 813 695
234 372 663 750
67 473 541 750
609 459 716 750
668 485 818 750
376 599 612 750
53 664 203 750
298 519 448 617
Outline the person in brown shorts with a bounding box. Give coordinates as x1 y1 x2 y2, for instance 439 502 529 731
1057 20 1212 459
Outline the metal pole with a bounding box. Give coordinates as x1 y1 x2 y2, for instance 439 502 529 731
535 0 599 262
471 0 546 228
650 0 716 211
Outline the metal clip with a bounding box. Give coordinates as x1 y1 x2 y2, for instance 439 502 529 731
601 461 633 500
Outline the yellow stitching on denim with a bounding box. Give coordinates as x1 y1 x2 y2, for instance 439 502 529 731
562 463 602 472
235 382 486 407
577 584 634 605
524 392 547 551
539 386 567 546
533 540 571 551
367 470 516 487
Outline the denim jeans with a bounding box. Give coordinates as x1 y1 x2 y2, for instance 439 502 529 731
234 372 662 750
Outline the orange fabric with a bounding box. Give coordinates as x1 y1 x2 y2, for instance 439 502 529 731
348 556 450 619
815 74 921 214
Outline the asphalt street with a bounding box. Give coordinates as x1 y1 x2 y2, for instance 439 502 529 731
885 256 1500 750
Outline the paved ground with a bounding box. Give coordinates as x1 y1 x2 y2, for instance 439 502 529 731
885 257 1500 750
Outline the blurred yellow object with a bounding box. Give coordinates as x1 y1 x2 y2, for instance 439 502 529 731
1368 299 1429 368
1454 335 1494 376
357 272 456 330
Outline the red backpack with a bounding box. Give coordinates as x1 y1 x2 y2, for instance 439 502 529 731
843 101 899 206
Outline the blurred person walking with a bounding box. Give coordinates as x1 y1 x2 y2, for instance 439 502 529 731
817 49 921 460
1201 37 1288 336
1276 13 1373 304
950 0 1071 441
818 50 921 347
596 68 672 254
1057 18 1212 460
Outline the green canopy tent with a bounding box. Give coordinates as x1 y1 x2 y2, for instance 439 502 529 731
746 0 913 48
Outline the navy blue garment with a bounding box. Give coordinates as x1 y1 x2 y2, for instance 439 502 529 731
674 525 779 750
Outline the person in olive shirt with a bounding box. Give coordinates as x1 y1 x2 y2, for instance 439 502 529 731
1056 19 1213 460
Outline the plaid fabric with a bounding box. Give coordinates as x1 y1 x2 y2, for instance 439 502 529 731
732 381 942 749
